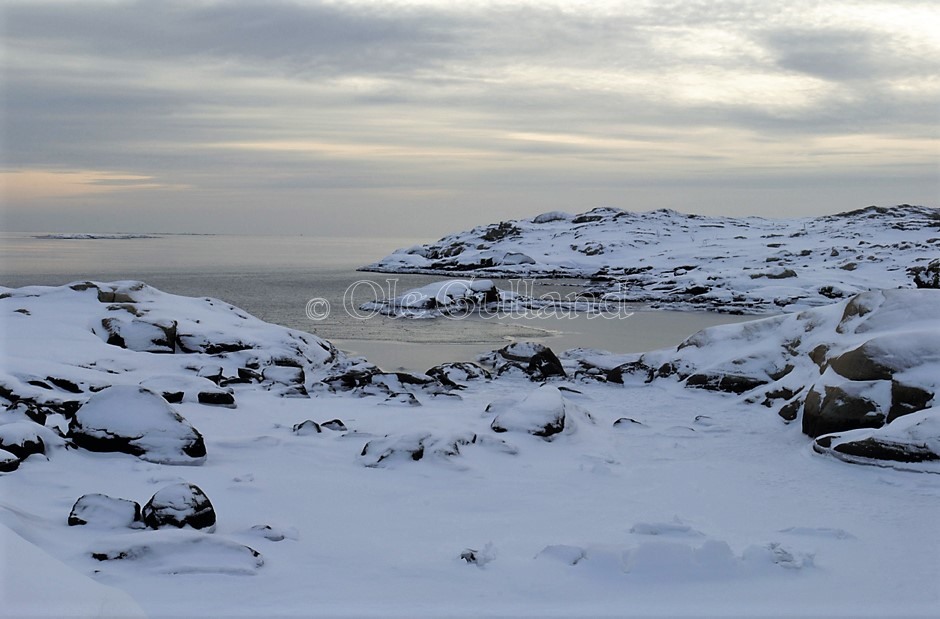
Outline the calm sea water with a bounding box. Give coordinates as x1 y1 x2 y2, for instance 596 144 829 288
0 233 751 371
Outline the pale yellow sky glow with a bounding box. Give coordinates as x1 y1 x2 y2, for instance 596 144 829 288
2 0 937 235
0 170 174 202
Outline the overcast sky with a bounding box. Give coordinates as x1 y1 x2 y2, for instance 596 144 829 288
1 0 938 237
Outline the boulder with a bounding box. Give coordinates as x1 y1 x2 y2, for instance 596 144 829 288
320 419 347 432
483 343 566 381
0 448 19 473
490 385 568 438
68 386 206 465
801 382 888 438
98 317 176 353
262 365 307 397
142 483 216 531
0 421 47 459
425 362 491 389
68 493 144 529
813 408 940 465
685 372 767 395
292 420 321 435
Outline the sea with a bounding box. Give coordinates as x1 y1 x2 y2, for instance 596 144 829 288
0 233 752 372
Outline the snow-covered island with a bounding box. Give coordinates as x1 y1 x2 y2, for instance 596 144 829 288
2 271 939 616
362 205 940 313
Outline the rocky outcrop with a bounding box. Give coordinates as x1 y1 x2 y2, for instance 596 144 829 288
813 408 940 466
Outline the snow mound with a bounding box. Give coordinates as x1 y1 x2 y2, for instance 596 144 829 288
1 522 148 618
89 530 263 576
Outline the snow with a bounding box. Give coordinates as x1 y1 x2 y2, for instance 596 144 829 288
1 281 939 617
363 205 940 314
0 522 148 618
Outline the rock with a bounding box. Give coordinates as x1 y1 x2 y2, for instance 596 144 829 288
262 365 307 397
0 448 19 472
382 392 421 407
4 401 47 425
613 417 647 429
490 385 568 438
425 362 491 389
484 342 566 380
292 420 321 435
909 258 940 288
829 334 940 381
196 390 236 407
196 365 224 385
320 419 347 432
0 421 47 459
813 408 940 465
68 386 207 465
90 530 263 575
801 382 887 438
360 433 431 467
142 483 216 530
68 494 144 529
359 432 486 467
889 381 934 422
97 317 176 353
685 372 767 394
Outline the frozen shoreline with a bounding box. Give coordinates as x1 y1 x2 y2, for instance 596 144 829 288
1 279 938 617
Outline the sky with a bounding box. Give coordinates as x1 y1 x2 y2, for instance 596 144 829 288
1 0 938 237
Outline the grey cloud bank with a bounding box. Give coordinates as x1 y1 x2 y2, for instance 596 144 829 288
1 0 937 236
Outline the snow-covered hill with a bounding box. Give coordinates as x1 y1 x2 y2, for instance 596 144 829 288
1 281 938 617
362 205 940 313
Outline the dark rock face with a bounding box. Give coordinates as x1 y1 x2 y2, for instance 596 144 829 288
360 434 431 467
142 483 216 530
685 372 768 395
262 365 308 397
320 419 347 432
4 401 47 425
426 362 491 389
889 381 934 422
801 385 885 438
68 493 144 529
829 342 895 381
196 391 236 407
0 422 47 459
487 343 566 381
98 317 177 353
828 437 938 463
292 420 321 435
0 449 19 473
612 417 647 428
909 258 939 288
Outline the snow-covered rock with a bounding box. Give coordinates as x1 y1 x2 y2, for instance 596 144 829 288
479 342 567 381
142 483 216 530
68 493 145 529
68 386 207 465
581 288 939 453
490 385 586 439
813 407 940 467
363 205 940 313
90 530 263 576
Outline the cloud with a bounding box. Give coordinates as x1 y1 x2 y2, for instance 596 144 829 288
1 0 937 234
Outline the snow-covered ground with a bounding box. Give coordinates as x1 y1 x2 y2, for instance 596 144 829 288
1 280 938 617
362 205 940 313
